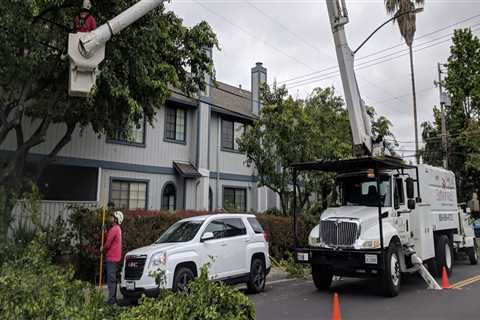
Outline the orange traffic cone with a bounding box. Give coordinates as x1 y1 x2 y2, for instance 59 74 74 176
332 292 342 320
441 266 451 289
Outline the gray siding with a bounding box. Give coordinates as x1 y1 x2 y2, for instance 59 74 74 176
209 113 253 176
2 106 195 169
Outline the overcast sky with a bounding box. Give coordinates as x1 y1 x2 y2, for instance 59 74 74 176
166 0 480 161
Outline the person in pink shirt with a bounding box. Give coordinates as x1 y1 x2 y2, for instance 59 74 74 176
102 210 123 305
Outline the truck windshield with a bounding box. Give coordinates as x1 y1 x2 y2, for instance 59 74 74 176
155 219 205 243
336 175 391 207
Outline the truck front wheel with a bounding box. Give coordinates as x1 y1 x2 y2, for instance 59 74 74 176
311 264 333 290
381 244 401 297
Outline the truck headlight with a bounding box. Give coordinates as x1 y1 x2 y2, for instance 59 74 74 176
149 252 167 268
359 239 381 249
309 225 322 247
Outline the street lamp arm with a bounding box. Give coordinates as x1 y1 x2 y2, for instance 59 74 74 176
353 8 423 55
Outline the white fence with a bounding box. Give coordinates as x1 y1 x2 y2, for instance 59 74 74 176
11 200 99 231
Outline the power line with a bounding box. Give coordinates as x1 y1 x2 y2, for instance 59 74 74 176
285 30 479 89
285 29 477 88
245 0 332 59
279 13 480 85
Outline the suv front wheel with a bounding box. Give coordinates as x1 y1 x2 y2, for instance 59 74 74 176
173 267 195 292
247 257 266 293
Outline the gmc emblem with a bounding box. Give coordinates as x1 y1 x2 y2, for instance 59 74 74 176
128 262 138 268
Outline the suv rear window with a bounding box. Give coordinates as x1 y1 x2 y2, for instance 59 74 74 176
247 217 264 234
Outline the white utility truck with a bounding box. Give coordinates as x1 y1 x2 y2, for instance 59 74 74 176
293 0 478 297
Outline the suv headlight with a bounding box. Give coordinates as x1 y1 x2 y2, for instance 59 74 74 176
359 239 381 249
149 252 167 268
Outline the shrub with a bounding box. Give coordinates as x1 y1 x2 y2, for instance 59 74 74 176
118 266 255 320
0 234 117 320
257 213 315 259
52 207 318 281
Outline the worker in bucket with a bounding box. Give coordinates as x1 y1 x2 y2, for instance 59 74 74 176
74 0 97 33
101 210 123 305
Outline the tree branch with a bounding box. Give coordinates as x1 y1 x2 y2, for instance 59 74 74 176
34 122 76 181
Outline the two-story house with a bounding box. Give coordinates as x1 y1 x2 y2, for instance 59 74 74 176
3 59 279 218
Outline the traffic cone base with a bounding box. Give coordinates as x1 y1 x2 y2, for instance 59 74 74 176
332 292 341 320
441 266 451 289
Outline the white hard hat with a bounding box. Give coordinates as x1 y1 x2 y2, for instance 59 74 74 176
82 0 92 11
113 211 124 225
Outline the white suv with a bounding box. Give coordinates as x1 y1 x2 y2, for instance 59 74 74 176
120 214 270 300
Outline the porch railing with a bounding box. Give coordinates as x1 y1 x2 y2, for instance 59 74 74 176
10 200 99 231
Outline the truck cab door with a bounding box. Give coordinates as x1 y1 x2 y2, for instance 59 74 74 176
393 177 410 243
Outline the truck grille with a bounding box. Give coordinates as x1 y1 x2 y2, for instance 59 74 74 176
124 255 147 280
320 220 359 247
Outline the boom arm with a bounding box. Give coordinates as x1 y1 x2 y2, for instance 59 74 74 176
68 0 168 97
326 0 373 156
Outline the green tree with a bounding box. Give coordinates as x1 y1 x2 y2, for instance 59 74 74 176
0 0 217 234
422 28 480 201
238 85 395 215
384 0 424 161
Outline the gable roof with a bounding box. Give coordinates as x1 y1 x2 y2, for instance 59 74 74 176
168 81 257 121
210 82 256 120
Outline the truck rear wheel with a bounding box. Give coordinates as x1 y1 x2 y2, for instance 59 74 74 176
381 244 401 297
311 264 333 290
435 235 453 276
467 243 478 265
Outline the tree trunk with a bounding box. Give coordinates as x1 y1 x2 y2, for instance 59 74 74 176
409 45 420 163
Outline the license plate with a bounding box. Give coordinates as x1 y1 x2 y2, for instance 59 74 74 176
365 254 378 264
126 281 135 291
297 252 309 262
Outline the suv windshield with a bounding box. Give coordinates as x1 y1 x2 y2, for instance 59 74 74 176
155 219 205 243
336 175 391 207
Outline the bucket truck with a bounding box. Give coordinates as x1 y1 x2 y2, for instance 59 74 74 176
68 0 168 97
292 0 478 297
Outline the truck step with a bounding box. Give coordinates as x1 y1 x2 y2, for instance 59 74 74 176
411 254 442 290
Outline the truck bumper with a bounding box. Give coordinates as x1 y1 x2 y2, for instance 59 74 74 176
295 247 384 277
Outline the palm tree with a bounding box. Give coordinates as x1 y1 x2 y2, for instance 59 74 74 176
384 0 424 162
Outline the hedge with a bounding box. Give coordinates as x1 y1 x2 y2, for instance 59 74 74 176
46 208 316 282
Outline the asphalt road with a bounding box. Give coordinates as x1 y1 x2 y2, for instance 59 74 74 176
250 259 480 320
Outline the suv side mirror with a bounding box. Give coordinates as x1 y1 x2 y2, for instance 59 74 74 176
201 232 214 242
406 178 415 199
408 199 416 210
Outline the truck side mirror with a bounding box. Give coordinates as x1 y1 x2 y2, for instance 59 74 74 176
408 199 416 210
406 178 415 199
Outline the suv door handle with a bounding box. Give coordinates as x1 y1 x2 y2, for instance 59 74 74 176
220 243 227 247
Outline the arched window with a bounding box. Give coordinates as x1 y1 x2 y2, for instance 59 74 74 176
162 183 176 211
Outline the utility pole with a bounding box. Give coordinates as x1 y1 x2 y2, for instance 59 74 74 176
435 63 449 169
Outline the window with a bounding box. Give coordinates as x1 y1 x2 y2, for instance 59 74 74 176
162 183 176 211
203 220 226 239
247 217 264 234
108 117 145 145
223 187 247 212
223 218 247 237
110 180 147 210
165 107 186 143
221 119 245 151
394 178 405 208
336 175 391 207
